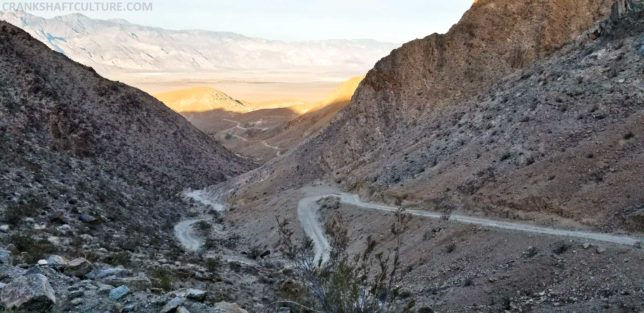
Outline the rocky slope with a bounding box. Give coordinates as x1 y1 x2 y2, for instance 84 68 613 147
0 20 264 312
233 0 643 232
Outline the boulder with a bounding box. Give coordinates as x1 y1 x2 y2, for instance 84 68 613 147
160 297 185 313
0 274 56 312
109 285 129 300
65 258 92 277
0 248 12 265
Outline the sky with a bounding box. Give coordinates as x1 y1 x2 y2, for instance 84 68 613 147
1 0 472 43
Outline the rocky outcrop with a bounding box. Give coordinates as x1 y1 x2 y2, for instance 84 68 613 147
311 0 618 174
0 274 56 312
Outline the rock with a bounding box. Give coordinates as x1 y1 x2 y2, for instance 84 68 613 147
0 224 9 232
70 297 83 306
113 303 124 313
86 265 126 280
417 308 435 313
160 297 185 313
78 213 98 223
214 302 248 313
47 236 61 245
56 224 72 235
109 285 130 300
96 283 114 295
176 306 191 313
103 274 151 290
0 282 6 289
37 259 49 266
65 258 92 277
0 274 56 312
172 288 206 302
596 247 607 254
0 248 12 265
46 255 68 269
68 290 84 299
582 243 591 249
634 35 644 56
123 303 137 312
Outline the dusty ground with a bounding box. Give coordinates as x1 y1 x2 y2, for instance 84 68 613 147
320 201 644 312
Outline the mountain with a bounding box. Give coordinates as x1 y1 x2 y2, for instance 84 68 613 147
231 0 643 232
0 19 254 280
0 11 397 78
155 87 251 113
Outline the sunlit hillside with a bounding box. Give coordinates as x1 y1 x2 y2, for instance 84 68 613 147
154 76 364 163
155 86 251 113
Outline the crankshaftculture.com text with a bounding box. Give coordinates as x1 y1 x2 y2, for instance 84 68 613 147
1 1 153 12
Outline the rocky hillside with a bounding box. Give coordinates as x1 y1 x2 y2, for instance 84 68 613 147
234 0 643 231
0 19 254 285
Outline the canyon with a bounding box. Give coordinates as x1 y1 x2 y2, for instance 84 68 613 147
0 0 643 312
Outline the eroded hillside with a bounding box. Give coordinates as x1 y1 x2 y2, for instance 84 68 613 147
232 0 643 231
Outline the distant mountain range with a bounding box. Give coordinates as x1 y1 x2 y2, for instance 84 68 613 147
0 11 397 77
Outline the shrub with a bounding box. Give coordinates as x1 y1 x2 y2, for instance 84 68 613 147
105 251 131 267
4 196 46 224
445 242 456 254
205 256 222 272
274 209 417 313
151 268 173 291
10 234 57 264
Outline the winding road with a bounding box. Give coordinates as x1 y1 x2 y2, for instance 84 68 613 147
298 188 643 265
176 186 642 263
221 118 282 157
174 190 225 252
174 219 205 251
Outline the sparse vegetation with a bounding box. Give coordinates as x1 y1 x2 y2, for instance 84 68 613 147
206 256 222 272
151 268 174 291
104 251 131 267
274 208 416 313
3 195 46 224
444 242 456 254
10 234 58 264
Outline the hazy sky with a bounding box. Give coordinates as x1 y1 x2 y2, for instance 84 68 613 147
3 0 472 42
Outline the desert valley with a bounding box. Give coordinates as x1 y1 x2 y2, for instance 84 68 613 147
0 0 643 312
